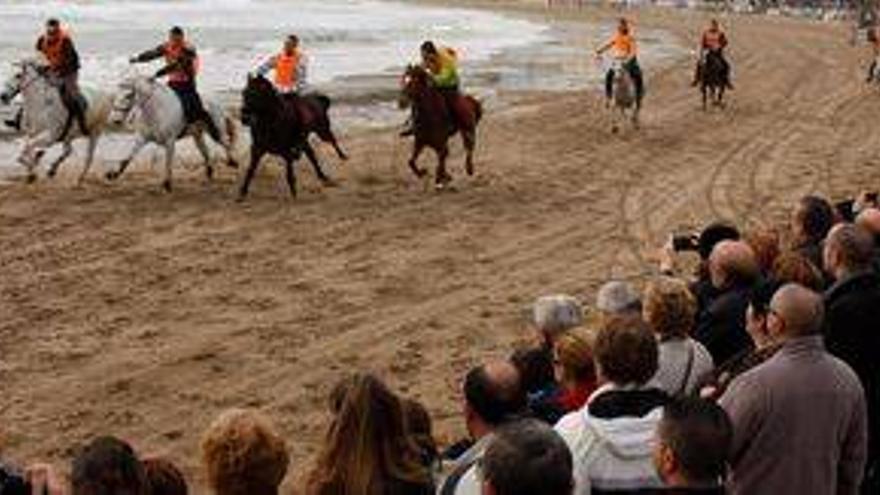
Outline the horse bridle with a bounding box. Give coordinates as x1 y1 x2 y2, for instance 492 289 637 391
3 61 48 100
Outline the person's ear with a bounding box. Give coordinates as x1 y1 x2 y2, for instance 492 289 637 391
482 480 497 495
659 444 678 481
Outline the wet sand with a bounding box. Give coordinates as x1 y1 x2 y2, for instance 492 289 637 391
2 2 880 493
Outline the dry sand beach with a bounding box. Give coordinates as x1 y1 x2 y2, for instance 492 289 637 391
3 1 880 491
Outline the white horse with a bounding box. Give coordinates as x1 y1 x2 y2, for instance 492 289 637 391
0 55 112 184
608 58 640 133
107 75 239 192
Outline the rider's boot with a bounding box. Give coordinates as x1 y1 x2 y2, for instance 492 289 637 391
4 108 22 131
74 98 89 135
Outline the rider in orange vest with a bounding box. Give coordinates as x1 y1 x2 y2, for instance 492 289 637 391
868 26 880 83
129 26 220 142
596 18 644 104
256 35 308 95
693 18 733 89
6 19 87 135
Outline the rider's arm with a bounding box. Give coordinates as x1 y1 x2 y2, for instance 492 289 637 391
255 56 276 77
295 55 308 91
155 46 196 79
596 40 613 55
58 38 80 76
131 45 166 64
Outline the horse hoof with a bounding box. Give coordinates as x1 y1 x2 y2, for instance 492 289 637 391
227 160 239 169
47 170 57 179
321 177 339 188
466 164 475 176
339 153 350 162
26 174 37 184
611 126 620 134
162 180 172 193
206 167 215 181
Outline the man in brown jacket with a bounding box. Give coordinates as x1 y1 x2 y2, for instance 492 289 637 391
719 283 867 495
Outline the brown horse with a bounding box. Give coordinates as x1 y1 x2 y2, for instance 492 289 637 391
398 65 482 189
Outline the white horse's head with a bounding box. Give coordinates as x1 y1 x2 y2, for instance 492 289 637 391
1 56 50 104
110 75 154 125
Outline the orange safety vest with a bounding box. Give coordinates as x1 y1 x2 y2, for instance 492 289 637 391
39 31 70 69
611 32 636 59
163 41 200 83
703 29 725 51
274 51 301 91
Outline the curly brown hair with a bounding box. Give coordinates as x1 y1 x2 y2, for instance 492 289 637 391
200 409 289 495
553 330 596 387
594 316 658 385
745 228 781 274
643 277 697 339
771 252 824 292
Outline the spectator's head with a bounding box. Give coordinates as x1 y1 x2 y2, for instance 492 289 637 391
464 361 526 439
767 284 824 340
708 240 760 290
594 317 658 387
824 223 875 280
596 281 642 319
143 458 188 495
201 409 289 495
856 208 880 241
792 195 834 246
653 397 732 488
771 252 824 291
696 222 740 261
71 436 147 495
531 295 583 345
481 419 574 495
745 228 781 274
745 279 783 349
309 373 430 495
643 277 697 340
552 330 596 391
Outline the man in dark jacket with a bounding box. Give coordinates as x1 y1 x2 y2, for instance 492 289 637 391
824 223 880 494
7 19 88 136
693 240 760 365
791 195 835 278
129 26 221 142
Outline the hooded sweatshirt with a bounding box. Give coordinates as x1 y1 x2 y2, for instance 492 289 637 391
555 383 668 495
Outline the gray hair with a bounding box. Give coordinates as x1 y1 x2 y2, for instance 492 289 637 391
532 295 583 336
596 280 641 315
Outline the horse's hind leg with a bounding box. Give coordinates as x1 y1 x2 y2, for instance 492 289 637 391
302 142 334 185
462 129 476 176
435 144 451 189
283 153 297 199
47 140 73 179
162 142 175 193
194 133 214 181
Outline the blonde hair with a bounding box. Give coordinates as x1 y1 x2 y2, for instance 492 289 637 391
643 277 697 339
201 409 289 495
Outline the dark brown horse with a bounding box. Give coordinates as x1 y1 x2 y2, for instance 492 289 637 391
238 74 346 200
398 65 482 189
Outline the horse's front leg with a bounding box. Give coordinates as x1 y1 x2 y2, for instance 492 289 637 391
237 147 264 201
282 150 298 198
193 132 214 181
107 134 147 181
19 132 53 183
408 141 427 178
301 141 334 186
78 133 101 186
435 143 451 189
702 86 708 111
47 140 73 179
162 142 176 193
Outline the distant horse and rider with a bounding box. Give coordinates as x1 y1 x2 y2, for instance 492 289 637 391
693 18 733 110
597 18 644 132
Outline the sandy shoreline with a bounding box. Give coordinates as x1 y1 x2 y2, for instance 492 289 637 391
2 1 879 493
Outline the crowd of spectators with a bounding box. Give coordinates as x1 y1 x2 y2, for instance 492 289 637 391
2 191 880 495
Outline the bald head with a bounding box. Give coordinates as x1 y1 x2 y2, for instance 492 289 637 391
824 223 874 278
856 208 880 236
769 284 824 338
709 240 760 289
464 360 525 427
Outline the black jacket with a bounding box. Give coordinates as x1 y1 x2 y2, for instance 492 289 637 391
824 271 880 467
693 283 754 365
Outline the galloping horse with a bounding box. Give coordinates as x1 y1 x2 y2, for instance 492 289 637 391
238 74 346 200
699 51 728 110
107 75 239 192
608 59 640 133
0 56 112 184
398 65 482 189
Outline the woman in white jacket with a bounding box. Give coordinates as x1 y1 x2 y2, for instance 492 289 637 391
554 317 668 495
